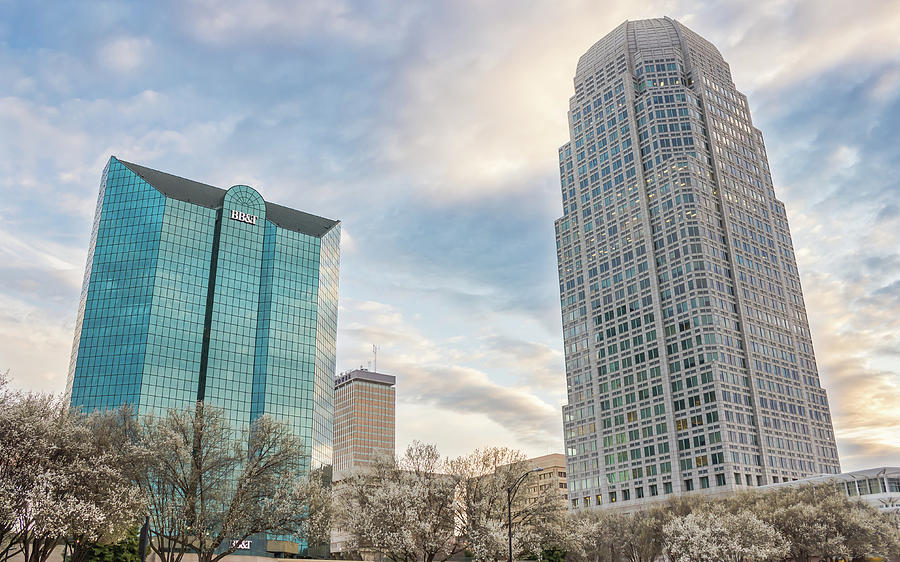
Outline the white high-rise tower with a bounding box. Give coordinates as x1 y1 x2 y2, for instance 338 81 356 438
557 18 840 510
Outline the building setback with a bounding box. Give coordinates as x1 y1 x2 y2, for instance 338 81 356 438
556 18 840 510
66 156 340 554
332 369 396 479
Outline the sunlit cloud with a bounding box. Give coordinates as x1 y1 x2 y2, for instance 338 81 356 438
339 299 562 454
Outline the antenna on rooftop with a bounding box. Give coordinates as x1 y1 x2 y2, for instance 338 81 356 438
372 344 378 373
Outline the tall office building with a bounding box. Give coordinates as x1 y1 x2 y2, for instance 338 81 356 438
332 369 396 479
66 156 340 553
557 18 839 510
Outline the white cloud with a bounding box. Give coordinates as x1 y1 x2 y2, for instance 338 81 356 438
829 145 860 171
338 298 562 453
802 269 900 470
396 402 558 459
681 0 900 93
367 0 900 205
0 294 76 394
869 64 900 102
98 37 152 73
477 335 566 396
374 1 657 202
176 0 413 46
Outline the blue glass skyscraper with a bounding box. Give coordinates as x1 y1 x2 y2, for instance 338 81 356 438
66 155 339 495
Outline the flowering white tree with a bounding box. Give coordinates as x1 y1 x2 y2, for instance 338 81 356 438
338 465 419 560
737 484 900 561
0 380 144 562
664 507 788 562
663 509 728 562
619 507 669 562
568 500 692 562
839 502 900 559
566 509 623 562
570 484 899 562
337 441 461 562
450 447 566 561
337 442 567 562
132 402 326 562
0 371 21 560
300 465 334 552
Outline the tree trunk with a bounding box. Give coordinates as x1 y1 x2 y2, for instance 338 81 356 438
69 543 94 562
26 538 57 562
150 534 185 562
0 531 24 561
209 543 241 562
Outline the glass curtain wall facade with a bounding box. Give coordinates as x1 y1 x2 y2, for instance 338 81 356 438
67 157 340 534
557 18 839 511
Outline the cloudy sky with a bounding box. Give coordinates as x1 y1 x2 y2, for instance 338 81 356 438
1 0 898 471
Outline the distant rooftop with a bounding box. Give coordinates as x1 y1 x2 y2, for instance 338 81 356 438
763 466 900 487
761 466 900 512
524 453 567 468
117 157 339 238
335 369 396 389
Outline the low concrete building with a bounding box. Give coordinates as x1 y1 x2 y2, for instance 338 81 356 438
520 453 568 504
762 466 900 512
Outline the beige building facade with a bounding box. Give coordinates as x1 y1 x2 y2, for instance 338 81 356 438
520 453 568 504
333 369 396 479
331 369 396 556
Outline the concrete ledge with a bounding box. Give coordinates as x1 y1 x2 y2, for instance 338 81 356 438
267 539 300 554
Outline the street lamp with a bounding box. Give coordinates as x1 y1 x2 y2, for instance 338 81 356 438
507 467 543 562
